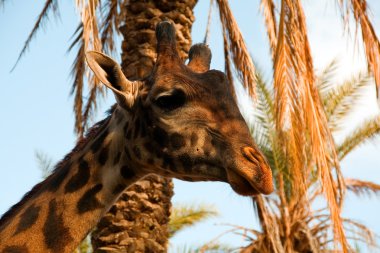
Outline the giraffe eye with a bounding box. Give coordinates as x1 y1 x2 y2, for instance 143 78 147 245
154 89 186 111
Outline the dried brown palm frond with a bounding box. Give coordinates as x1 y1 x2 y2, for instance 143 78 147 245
273 0 348 250
80 0 122 134
252 196 284 253
203 0 214 45
216 0 257 98
69 0 104 136
239 65 378 252
351 0 380 103
346 178 380 197
337 0 380 103
244 195 323 252
99 0 120 55
68 22 104 137
273 0 307 202
76 0 101 52
290 218 320 253
272 0 306 203
11 0 59 71
221 15 236 101
343 218 377 249
70 0 124 136
260 0 278 60
337 114 380 160
240 199 377 252
68 24 86 136
308 212 377 252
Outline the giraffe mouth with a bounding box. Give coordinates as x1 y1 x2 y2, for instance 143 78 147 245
227 169 261 196
176 160 228 182
192 162 228 181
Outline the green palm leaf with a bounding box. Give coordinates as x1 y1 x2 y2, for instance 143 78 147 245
169 204 218 238
324 72 372 131
337 115 380 160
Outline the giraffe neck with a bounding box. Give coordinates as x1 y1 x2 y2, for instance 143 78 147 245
0 106 141 253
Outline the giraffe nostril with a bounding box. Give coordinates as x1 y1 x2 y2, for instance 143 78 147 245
242 146 260 165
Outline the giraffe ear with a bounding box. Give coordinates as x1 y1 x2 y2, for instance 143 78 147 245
187 43 212 73
85 51 138 110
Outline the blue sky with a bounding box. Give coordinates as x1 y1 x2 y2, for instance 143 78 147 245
1 0 380 251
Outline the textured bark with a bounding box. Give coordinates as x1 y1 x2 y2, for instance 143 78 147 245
91 1 197 252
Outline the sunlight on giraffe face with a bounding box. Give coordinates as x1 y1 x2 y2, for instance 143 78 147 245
87 22 273 195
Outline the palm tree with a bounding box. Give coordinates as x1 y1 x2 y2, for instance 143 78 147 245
168 203 232 253
236 65 380 252
8 0 380 251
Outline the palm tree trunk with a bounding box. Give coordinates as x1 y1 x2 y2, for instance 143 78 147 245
91 0 197 252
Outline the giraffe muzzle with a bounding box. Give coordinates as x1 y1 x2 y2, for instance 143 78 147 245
227 146 273 195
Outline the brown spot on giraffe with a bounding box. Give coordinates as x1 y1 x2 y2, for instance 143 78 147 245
0 22 272 252
2 245 29 253
14 204 40 235
77 184 104 214
170 132 186 150
44 162 71 192
90 129 108 153
64 158 90 193
97 145 109 165
120 165 135 180
43 200 73 252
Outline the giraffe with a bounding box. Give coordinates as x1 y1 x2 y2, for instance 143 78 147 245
0 22 273 252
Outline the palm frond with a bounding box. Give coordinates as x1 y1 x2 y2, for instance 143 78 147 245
76 0 102 52
337 115 380 160
316 58 340 95
198 242 235 253
274 0 309 202
351 0 380 103
260 0 278 60
169 203 218 238
216 0 257 98
255 68 275 120
338 0 380 103
11 0 59 71
70 0 104 136
252 196 284 253
68 24 86 136
324 72 372 131
346 178 380 197
221 18 236 101
203 0 214 45
99 0 120 55
171 243 233 253
252 68 274 140
252 68 286 176
343 218 377 249
34 150 54 178
274 0 348 250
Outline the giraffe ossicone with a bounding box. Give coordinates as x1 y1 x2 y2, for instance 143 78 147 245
0 21 273 252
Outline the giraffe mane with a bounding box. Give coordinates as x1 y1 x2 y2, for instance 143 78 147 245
0 107 114 230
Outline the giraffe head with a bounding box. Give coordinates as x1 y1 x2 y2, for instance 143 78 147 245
86 22 273 195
